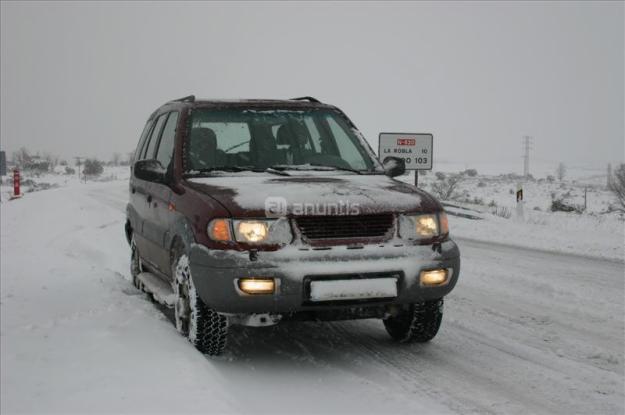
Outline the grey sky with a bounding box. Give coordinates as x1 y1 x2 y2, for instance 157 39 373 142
1 1 623 173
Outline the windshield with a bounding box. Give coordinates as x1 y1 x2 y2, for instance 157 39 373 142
185 108 382 174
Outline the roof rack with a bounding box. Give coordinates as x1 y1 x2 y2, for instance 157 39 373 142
290 96 321 103
170 95 195 103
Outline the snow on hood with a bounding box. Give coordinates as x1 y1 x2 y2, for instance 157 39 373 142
187 173 441 217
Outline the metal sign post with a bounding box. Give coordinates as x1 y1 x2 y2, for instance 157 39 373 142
379 133 433 187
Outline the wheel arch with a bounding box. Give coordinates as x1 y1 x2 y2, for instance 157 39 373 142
167 214 197 266
124 220 132 245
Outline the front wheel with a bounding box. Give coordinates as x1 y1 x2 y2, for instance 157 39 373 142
173 252 228 356
383 299 443 343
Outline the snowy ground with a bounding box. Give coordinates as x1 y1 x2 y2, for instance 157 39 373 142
1 171 624 414
400 170 625 262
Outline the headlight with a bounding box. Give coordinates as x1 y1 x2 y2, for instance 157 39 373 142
234 220 269 243
207 218 292 245
399 212 449 241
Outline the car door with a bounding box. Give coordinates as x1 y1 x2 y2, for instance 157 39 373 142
145 111 179 278
129 118 154 240
133 112 168 270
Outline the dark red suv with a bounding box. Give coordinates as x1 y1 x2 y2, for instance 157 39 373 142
126 96 460 355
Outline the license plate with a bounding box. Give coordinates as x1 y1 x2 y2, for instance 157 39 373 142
309 277 398 302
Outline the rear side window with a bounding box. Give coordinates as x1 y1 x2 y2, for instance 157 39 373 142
133 120 154 163
143 113 168 160
155 112 179 168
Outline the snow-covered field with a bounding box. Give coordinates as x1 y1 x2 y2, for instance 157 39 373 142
399 169 625 262
1 169 623 414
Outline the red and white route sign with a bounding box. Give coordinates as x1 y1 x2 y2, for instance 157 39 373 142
378 133 433 170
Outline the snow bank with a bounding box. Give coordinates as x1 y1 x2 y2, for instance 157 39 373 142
397 171 624 262
449 211 624 262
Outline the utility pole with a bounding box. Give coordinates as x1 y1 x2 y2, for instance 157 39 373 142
607 163 612 188
522 135 533 178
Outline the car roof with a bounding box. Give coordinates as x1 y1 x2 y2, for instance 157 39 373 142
199 98 330 106
151 96 337 118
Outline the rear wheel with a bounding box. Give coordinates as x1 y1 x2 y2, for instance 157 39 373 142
173 252 228 356
383 299 443 343
130 237 142 290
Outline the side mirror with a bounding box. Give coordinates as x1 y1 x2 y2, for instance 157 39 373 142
134 159 166 183
383 156 406 178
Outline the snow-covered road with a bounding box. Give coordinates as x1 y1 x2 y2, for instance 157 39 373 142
1 180 623 414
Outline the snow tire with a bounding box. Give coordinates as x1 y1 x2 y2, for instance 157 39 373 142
383 299 443 343
130 237 142 290
173 251 228 356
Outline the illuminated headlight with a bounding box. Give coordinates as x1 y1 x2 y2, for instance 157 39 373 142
399 212 449 240
235 221 268 242
207 218 292 245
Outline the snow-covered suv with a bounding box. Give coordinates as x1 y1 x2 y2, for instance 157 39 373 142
125 96 460 355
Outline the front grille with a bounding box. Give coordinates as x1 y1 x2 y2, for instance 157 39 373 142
296 214 394 240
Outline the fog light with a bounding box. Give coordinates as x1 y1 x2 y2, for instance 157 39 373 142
420 269 449 286
238 278 275 294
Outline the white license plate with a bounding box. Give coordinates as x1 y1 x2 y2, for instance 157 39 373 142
309 277 398 302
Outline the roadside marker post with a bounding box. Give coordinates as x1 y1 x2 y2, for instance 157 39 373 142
515 182 524 221
14 168 20 196
10 168 22 200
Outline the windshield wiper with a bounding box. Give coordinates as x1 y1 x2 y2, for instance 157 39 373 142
184 165 291 177
224 140 250 153
183 166 252 177
264 167 290 176
270 164 364 175
308 163 364 175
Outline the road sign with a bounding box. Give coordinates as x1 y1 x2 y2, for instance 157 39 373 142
378 133 433 170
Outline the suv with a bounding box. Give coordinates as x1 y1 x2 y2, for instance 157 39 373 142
126 96 460 355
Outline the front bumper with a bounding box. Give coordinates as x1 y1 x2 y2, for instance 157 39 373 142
189 239 460 314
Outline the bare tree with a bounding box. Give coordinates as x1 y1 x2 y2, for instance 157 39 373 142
83 158 104 176
12 147 31 167
42 152 59 172
464 168 478 177
556 163 567 181
608 164 625 212
431 172 464 200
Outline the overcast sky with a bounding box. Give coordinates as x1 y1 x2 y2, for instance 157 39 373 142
1 1 623 174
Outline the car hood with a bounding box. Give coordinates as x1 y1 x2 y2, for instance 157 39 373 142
186 173 441 217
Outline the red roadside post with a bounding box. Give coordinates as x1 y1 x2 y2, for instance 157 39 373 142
13 168 20 197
